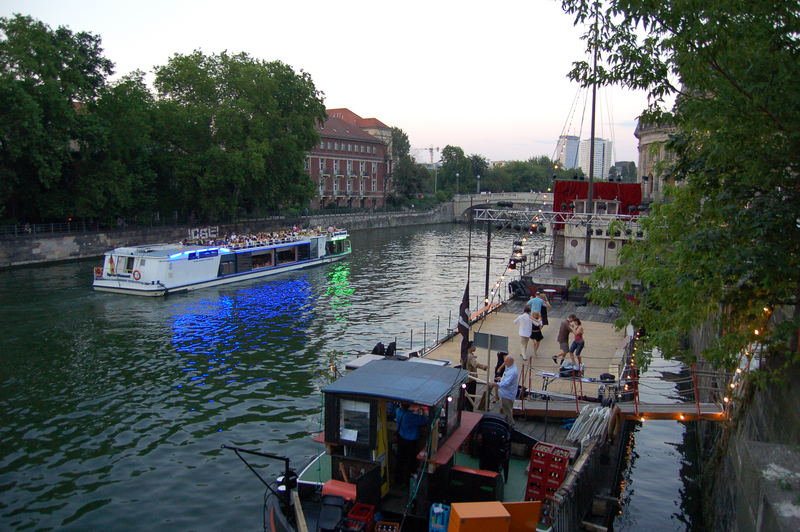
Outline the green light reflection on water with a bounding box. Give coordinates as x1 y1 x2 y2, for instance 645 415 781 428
326 262 355 321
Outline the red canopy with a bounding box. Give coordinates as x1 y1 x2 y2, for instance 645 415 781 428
553 180 642 215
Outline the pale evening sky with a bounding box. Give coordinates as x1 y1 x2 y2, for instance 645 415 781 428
2 0 648 164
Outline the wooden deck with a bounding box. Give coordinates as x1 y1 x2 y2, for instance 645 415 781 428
513 398 724 421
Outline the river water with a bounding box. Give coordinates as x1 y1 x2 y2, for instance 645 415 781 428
0 224 700 530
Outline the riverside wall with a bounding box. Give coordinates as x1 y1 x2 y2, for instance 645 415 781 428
0 203 455 268
690 318 800 531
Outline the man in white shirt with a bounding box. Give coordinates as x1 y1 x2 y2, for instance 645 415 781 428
513 306 534 361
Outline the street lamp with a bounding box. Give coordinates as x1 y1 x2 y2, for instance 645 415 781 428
456 172 460 195
476 174 481 194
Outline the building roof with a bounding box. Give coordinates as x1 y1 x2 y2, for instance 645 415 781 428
322 360 468 406
318 116 383 143
326 108 390 131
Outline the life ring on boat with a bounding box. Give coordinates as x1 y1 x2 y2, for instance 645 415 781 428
132 270 142 281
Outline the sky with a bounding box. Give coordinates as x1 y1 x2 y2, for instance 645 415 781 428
2 0 648 164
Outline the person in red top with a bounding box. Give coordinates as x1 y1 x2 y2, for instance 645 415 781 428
568 318 586 365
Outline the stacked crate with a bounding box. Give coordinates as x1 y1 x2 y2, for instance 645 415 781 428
524 443 570 526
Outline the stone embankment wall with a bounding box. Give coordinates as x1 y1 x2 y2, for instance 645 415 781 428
0 203 454 268
692 318 800 531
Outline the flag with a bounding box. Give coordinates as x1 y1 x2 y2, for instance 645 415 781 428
458 283 470 367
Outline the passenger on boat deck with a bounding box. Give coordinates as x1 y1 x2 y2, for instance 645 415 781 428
568 318 586 365
513 306 535 361
488 355 518 426
464 341 488 412
394 403 428 486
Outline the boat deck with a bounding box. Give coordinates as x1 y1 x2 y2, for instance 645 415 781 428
427 298 626 402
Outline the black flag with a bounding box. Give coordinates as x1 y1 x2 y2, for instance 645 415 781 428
458 283 470 367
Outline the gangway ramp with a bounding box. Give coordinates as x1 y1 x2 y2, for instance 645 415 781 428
513 398 724 421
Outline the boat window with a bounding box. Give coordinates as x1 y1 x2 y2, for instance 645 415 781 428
187 252 197 260
126 256 135 272
252 251 274 269
198 249 218 259
276 247 296 264
339 399 371 446
140 259 146 267
297 244 310 261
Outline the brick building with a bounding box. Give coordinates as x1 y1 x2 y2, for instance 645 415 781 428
306 109 393 209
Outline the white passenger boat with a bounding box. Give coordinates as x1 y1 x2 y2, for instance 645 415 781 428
92 229 351 296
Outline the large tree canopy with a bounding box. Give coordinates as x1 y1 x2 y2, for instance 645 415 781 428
0 14 113 219
0 17 327 224
154 51 325 220
561 1 800 371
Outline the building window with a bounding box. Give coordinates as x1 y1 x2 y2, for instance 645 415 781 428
319 158 325 173
335 142 339 150
333 180 339 193
346 179 352 193
372 179 377 192
346 160 353 175
371 162 376 175
320 141 324 149
334 160 340 175
327 141 332 150
359 161 365 175
347 143 352 151
304 157 309 170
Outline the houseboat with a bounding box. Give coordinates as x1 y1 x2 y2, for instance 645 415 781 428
92 229 351 296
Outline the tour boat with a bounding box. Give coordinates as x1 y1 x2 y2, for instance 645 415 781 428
92 229 351 296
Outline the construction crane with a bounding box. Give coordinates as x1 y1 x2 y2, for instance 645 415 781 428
413 146 440 193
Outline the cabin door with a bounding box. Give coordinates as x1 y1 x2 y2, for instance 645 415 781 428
374 401 390 497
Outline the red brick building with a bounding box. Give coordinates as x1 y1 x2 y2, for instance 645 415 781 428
306 109 393 209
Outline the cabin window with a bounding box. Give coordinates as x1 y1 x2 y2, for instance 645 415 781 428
297 244 310 261
252 251 274 269
276 247 297 264
188 252 197 260
339 399 371 446
125 256 135 272
139 259 146 267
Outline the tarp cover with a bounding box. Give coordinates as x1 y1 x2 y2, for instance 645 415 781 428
553 180 642 215
322 360 468 407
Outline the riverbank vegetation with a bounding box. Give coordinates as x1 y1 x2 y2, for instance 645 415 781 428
562 1 799 375
0 14 325 225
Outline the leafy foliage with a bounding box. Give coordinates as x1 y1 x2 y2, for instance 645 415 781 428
0 17 325 224
561 0 800 371
390 127 410 159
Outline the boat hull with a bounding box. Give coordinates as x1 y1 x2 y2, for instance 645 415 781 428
93 252 349 296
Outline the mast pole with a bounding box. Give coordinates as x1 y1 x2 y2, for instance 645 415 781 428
585 4 599 265
484 219 491 305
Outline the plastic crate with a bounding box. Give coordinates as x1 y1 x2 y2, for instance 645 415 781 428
348 503 375 525
336 519 365 532
374 522 399 532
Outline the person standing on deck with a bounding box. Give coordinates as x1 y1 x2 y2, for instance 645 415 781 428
513 306 535 361
553 314 578 365
488 355 519 426
529 311 544 360
464 341 488 411
394 403 428 486
527 291 551 326
568 318 586 367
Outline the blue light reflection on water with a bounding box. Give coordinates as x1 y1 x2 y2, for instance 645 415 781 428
170 277 316 392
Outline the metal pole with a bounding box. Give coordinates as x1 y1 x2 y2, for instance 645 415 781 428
436 316 440 344
484 219 491 304
410 330 413 351
585 5 599 265
423 322 427 351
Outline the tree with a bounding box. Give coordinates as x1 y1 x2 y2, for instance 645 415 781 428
71 71 158 222
438 145 470 194
561 1 800 372
154 50 325 220
390 127 410 160
393 155 429 198
0 14 113 220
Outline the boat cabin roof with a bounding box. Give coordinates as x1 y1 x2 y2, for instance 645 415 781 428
322 360 468 407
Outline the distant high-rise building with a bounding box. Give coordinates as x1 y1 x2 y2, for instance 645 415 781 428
556 135 580 169
578 138 613 179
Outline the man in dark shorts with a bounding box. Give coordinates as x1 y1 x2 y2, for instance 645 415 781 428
553 314 578 364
